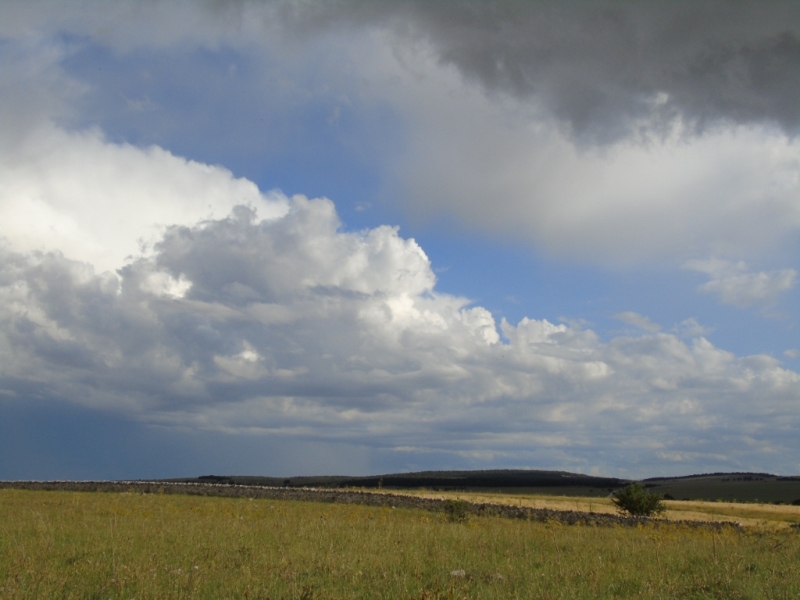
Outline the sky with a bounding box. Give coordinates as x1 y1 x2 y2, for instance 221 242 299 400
1 0 799 480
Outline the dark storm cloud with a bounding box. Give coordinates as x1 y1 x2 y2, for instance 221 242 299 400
281 0 800 140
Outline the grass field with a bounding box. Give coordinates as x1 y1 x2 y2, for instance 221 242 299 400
1 489 799 599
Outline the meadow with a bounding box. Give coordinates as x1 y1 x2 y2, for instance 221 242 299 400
1 489 799 599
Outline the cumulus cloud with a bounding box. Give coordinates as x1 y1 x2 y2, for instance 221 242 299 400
0 125 289 274
672 318 713 340
0 18 288 274
686 258 798 309
1 197 798 474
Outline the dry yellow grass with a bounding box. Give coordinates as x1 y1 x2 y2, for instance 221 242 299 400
374 488 800 529
662 499 800 529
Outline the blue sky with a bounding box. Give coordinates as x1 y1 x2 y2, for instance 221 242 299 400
1 1 799 480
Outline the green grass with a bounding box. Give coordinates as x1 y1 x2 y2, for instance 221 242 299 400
1 490 799 599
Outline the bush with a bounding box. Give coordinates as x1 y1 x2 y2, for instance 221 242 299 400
442 499 471 523
612 483 667 517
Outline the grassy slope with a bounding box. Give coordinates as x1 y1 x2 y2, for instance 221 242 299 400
1 489 799 599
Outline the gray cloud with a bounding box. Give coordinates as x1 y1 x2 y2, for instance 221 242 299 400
282 0 800 141
19 1 794 143
279 1 800 267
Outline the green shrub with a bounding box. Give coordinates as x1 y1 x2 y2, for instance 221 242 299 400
612 483 666 517
442 499 471 523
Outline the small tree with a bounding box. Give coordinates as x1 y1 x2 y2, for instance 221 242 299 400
612 483 666 517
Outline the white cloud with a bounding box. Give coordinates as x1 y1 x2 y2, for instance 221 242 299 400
1 197 798 474
0 10 292 275
672 318 713 340
686 258 797 308
614 312 661 333
0 124 289 274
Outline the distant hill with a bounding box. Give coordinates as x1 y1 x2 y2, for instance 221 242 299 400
168 469 630 498
340 469 626 493
642 473 800 504
165 469 800 504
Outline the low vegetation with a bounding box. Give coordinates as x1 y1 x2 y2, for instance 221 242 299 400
612 483 667 517
2 489 799 599
442 498 471 523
